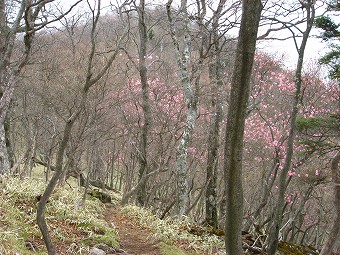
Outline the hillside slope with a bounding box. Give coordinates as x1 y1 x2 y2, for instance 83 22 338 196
0 176 320 255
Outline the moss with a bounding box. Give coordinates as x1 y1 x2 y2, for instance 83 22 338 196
159 242 189 255
278 241 319 255
80 228 119 248
88 189 112 203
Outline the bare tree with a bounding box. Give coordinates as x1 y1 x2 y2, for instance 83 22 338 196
204 0 239 228
223 0 262 254
135 0 152 206
35 1 128 253
0 0 81 174
166 0 200 215
266 1 316 254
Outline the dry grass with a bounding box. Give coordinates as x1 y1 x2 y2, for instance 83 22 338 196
0 173 119 254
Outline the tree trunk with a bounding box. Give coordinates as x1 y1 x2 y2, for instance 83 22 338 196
166 0 198 216
136 0 151 207
223 1 262 254
205 0 226 229
0 120 10 173
266 3 315 255
4 114 14 168
205 121 219 227
36 120 74 255
0 1 31 174
0 3 15 170
0 69 15 174
205 57 223 228
320 151 340 255
176 107 196 215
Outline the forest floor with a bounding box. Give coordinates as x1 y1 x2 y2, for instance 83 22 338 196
0 176 204 255
103 207 161 255
0 175 321 255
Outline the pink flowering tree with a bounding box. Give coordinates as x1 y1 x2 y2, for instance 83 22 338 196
242 51 339 250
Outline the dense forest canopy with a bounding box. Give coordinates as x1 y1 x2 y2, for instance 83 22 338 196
0 0 339 254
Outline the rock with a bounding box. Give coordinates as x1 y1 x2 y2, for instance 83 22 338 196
216 250 226 255
93 243 127 254
88 189 112 203
89 247 106 255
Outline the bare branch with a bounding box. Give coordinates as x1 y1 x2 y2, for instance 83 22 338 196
16 0 83 33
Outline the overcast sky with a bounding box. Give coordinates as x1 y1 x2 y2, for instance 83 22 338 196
57 0 332 71
258 33 327 69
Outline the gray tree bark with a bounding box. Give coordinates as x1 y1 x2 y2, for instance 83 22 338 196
205 0 227 229
223 1 262 254
37 120 75 254
136 0 151 207
205 37 222 228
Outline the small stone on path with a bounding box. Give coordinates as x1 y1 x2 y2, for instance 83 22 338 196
89 247 106 255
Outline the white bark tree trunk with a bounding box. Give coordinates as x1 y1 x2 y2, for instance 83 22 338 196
166 0 199 216
176 105 196 215
0 69 15 174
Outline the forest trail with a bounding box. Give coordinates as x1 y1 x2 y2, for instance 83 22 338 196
104 207 161 255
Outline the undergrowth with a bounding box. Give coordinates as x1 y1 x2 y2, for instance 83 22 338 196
0 174 316 255
119 206 320 255
0 175 119 254
121 205 225 254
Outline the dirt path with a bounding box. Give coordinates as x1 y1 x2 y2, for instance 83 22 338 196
104 207 161 255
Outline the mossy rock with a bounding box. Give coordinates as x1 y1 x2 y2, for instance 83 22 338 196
182 224 224 237
278 241 319 255
87 189 112 203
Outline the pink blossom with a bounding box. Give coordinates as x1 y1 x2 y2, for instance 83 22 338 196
288 170 296 176
255 157 262 162
188 147 197 154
